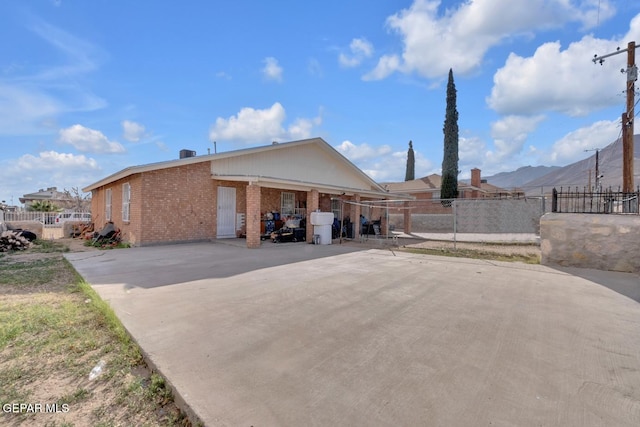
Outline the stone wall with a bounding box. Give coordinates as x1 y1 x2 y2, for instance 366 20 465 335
540 213 640 273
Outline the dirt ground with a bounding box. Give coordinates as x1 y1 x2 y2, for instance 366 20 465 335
404 239 541 257
0 237 187 427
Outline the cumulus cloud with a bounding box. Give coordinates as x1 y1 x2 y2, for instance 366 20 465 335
0 151 101 202
487 37 624 116
262 57 283 82
334 140 432 181
15 150 99 171
59 124 125 153
335 140 392 161
488 12 640 117
489 115 546 160
365 0 615 80
122 120 146 142
209 102 322 144
339 38 374 68
546 119 620 165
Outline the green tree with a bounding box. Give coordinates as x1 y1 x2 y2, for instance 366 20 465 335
440 68 459 200
404 140 415 181
28 200 59 212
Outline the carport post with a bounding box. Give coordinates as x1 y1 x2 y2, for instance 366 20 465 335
403 201 412 234
246 183 261 248
352 194 361 240
306 189 319 243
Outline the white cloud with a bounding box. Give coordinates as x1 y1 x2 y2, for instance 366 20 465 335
339 38 374 68
15 151 99 171
490 115 545 160
209 102 322 143
122 120 146 142
59 124 125 153
262 57 283 82
335 140 392 161
488 12 640 117
546 119 619 165
0 151 100 203
334 140 432 182
365 0 615 80
363 55 401 81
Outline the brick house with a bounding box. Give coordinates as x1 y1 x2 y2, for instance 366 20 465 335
82 138 407 248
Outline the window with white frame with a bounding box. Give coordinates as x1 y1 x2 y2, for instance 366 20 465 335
122 183 130 222
105 188 112 221
331 199 341 222
281 192 295 216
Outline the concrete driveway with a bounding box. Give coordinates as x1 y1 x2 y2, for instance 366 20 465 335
65 241 640 427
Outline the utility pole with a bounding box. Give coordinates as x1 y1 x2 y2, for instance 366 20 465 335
584 148 601 191
593 41 637 193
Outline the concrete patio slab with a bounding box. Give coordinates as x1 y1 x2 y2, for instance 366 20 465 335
65 242 640 426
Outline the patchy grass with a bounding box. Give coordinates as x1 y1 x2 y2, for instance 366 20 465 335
0 240 189 426
399 246 541 264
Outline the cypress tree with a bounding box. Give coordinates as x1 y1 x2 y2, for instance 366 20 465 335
440 68 459 200
404 140 415 181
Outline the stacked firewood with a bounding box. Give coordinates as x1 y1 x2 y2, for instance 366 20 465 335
0 231 32 252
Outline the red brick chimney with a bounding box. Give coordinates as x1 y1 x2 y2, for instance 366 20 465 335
471 168 481 198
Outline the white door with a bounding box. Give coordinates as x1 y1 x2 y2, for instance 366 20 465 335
217 187 236 238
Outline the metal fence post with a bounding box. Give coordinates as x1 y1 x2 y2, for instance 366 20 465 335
452 200 457 250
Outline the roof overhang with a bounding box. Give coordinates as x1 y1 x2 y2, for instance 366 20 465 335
212 174 414 200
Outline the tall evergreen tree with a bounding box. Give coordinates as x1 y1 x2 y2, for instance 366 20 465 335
440 68 459 200
404 140 415 181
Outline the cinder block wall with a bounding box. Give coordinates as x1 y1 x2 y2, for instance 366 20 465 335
540 213 640 273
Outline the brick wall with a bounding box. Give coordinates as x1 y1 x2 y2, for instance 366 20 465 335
139 162 215 245
91 162 216 246
246 183 261 248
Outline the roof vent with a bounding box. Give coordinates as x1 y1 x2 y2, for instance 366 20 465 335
179 149 196 159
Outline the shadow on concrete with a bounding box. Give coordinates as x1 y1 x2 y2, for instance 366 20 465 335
551 266 640 303
65 240 369 290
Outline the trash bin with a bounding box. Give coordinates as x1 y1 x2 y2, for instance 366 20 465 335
310 212 334 245
312 234 320 245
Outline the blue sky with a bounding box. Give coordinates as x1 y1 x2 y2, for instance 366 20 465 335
1 0 639 205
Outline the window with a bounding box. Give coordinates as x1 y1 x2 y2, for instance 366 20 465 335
281 192 295 216
105 188 112 221
331 199 342 222
122 183 130 222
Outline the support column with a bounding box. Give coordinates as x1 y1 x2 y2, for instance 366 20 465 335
351 194 361 240
380 204 388 237
403 201 412 235
246 183 261 248
306 189 319 243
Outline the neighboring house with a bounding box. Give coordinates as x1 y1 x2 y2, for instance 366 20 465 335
19 187 73 209
82 138 410 248
384 168 523 205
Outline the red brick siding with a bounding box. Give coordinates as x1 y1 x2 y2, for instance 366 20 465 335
138 162 215 245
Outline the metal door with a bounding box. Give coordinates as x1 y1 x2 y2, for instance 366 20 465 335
217 186 236 238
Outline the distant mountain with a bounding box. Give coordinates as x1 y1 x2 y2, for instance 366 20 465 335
485 166 561 189
523 135 640 195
